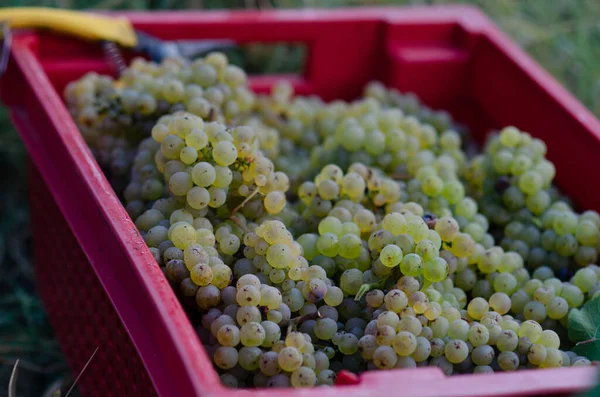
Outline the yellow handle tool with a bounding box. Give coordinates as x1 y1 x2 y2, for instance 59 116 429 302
0 7 138 48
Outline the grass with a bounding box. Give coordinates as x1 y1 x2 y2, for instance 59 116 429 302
1 0 600 395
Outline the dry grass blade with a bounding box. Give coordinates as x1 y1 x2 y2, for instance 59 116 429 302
8 359 19 397
64 347 98 397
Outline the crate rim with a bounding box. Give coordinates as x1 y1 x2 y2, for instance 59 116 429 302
3 5 599 397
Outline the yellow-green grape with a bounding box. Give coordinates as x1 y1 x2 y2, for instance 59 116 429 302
208 187 227 208
450 233 475 257
547 296 569 319
169 172 193 196
278 347 303 372
213 346 238 369
496 330 518 352
467 297 489 320
211 264 232 289
196 228 216 246
393 331 417 356
384 289 409 313
212 141 238 166
444 339 468 364
468 323 489 347
171 222 197 249
187 186 210 209
527 343 547 366
152 123 169 143
162 135 186 160
354 209 376 233
266 244 294 269
192 162 216 187
448 319 469 341
518 320 542 343
537 330 560 349
338 234 363 259
191 263 213 286
240 321 265 347
400 253 424 277
489 292 511 315
572 268 598 293
435 217 459 242
406 217 429 241
340 269 364 295
380 245 403 268
373 346 397 369
382 212 407 236
317 233 339 257
324 286 344 306
217 324 240 347
540 347 563 368
497 351 519 371
264 191 287 214
213 166 233 188
560 284 584 307
423 258 448 282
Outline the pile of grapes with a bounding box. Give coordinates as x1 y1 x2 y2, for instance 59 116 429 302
65 52 598 388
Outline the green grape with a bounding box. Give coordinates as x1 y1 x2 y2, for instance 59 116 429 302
400 253 424 277
318 216 343 236
406 217 429 241
314 318 338 340
546 296 569 320
266 244 294 269
324 286 344 306
424 258 448 282
384 289 409 313
290 367 316 388
572 268 598 293
468 323 490 347
431 316 450 339
192 162 216 187
214 346 239 369
496 330 518 352
487 292 511 315
497 351 519 371
538 330 560 349
317 233 340 257
393 331 418 356
518 171 543 195
450 233 476 257
435 217 459 241
444 339 468 364
561 284 584 307
467 297 489 320
472 345 495 366
494 273 518 295
448 319 469 341
217 324 240 347
338 234 363 259
278 347 303 372
540 347 563 368
382 212 407 236
373 346 398 369
380 244 404 268
340 269 364 295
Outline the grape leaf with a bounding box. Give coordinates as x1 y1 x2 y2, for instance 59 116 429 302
568 295 600 360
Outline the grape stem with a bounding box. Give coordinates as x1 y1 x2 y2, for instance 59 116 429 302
575 338 600 346
230 214 248 233
287 310 322 334
230 188 260 216
354 277 389 301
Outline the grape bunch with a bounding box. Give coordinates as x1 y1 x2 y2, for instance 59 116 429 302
65 54 255 193
467 126 600 273
66 52 599 389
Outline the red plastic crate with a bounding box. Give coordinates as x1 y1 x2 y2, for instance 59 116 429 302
2 6 600 397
